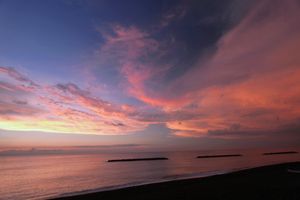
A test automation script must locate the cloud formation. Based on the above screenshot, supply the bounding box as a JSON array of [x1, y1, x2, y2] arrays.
[[92, 0, 300, 138], [1, 0, 300, 141], [161, 0, 300, 137], [0, 67, 147, 135]]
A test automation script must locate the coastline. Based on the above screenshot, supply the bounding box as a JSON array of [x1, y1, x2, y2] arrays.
[[52, 161, 300, 200]]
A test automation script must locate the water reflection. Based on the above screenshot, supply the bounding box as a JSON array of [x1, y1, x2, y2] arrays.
[[0, 148, 299, 200]]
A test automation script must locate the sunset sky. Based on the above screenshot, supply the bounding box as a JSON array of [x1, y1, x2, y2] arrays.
[[0, 0, 300, 150]]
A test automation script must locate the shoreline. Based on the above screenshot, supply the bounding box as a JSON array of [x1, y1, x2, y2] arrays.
[[53, 169, 235, 199], [52, 161, 300, 200]]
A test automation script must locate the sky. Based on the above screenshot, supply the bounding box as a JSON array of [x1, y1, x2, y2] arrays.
[[0, 0, 300, 151]]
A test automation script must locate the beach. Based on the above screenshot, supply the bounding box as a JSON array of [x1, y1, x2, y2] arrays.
[[1, 149, 299, 199], [53, 162, 300, 200]]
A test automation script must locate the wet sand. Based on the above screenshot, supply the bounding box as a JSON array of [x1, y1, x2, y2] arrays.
[[53, 162, 300, 200]]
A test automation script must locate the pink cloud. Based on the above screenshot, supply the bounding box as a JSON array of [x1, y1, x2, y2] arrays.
[[0, 66, 39, 89], [0, 67, 148, 135], [163, 0, 300, 137], [1, 0, 300, 140], [74, 0, 300, 138], [95, 25, 173, 107], [38, 83, 148, 134]]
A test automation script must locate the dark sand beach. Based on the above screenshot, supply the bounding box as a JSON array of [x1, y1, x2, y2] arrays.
[[53, 162, 300, 200]]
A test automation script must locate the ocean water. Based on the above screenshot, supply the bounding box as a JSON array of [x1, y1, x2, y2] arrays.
[[0, 148, 300, 200]]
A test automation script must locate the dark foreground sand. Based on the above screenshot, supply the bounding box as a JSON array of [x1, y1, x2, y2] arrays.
[[53, 162, 300, 200]]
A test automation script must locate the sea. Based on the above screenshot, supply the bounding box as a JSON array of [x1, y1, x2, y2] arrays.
[[0, 147, 300, 200]]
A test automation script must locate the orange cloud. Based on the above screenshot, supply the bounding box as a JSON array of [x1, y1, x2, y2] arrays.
[[1, 1, 300, 140], [164, 0, 300, 137]]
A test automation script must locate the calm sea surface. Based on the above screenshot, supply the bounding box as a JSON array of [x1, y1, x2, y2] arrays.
[[1, 148, 300, 200]]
